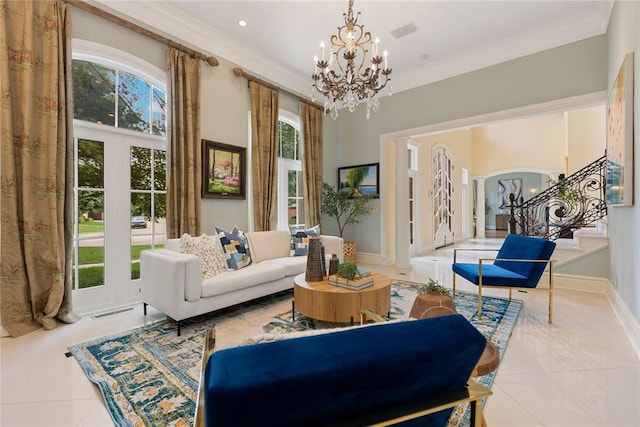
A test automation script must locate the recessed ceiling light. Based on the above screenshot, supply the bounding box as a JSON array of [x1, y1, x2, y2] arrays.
[[420, 53, 429, 60], [238, 20, 247, 27]]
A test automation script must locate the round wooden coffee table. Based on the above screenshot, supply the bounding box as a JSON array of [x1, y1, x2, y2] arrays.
[[293, 273, 391, 323]]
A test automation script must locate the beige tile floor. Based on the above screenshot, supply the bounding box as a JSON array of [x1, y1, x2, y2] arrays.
[[1, 238, 639, 426]]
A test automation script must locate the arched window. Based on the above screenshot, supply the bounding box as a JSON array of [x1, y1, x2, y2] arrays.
[[277, 110, 303, 230], [72, 41, 166, 135], [71, 40, 167, 313]]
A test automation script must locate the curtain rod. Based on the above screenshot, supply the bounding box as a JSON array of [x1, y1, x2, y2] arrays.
[[64, 0, 219, 66], [232, 67, 322, 110]]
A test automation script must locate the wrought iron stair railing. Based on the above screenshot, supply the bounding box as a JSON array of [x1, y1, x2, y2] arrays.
[[507, 155, 607, 240]]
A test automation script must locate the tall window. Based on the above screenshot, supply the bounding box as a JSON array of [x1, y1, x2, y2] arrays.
[[71, 41, 167, 312], [277, 111, 303, 230]]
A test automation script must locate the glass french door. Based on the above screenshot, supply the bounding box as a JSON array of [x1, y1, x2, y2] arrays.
[[433, 146, 454, 249], [72, 122, 166, 314]]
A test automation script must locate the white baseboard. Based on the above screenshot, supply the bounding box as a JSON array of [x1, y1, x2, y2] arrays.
[[607, 282, 640, 361], [356, 251, 387, 265], [546, 272, 609, 293]]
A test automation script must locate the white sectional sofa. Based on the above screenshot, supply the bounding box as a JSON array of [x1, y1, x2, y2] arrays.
[[140, 230, 343, 335]]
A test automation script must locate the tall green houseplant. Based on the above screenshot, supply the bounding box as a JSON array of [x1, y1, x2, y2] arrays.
[[321, 182, 373, 239]]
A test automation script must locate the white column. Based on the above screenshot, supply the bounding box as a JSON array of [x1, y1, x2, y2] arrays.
[[395, 138, 411, 269], [475, 178, 486, 239]]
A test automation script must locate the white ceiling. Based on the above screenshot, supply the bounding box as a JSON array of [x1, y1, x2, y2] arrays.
[[96, 0, 613, 99]]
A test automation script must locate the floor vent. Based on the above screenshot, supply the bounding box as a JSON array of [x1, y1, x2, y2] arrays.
[[91, 307, 134, 320]]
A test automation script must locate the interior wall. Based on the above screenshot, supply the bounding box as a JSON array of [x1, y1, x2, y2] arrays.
[[70, 6, 302, 235], [336, 35, 607, 257], [471, 114, 566, 176], [71, 5, 611, 265], [484, 172, 548, 229], [70, 6, 164, 70], [606, 0, 640, 323], [567, 105, 607, 174]]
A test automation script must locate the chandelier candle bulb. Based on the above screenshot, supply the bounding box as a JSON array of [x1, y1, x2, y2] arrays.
[[320, 41, 325, 61], [384, 50, 388, 69], [374, 37, 379, 56]]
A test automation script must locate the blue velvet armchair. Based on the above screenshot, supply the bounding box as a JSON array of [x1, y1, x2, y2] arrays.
[[452, 235, 556, 322]]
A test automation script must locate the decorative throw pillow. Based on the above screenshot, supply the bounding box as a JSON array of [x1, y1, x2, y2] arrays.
[[179, 233, 228, 279], [289, 224, 320, 256], [215, 226, 252, 270]]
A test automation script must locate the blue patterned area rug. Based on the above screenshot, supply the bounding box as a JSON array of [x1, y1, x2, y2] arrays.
[[69, 280, 521, 427]]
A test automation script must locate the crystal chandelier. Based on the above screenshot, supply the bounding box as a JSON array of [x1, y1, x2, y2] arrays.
[[312, 0, 392, 120]]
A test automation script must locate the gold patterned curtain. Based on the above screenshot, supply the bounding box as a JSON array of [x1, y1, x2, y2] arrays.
[[249, 81, 279, 231], [300, 102, 323, 227], [0, 0, 79, 337], [166, 48, 201, 238]]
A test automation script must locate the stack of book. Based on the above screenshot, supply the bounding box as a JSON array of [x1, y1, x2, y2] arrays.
[[329, 269, 374, 290]]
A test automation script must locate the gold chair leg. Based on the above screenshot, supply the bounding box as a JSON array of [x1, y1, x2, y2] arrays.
[[452, 273, 457, 298], [477, 262, 483, 319], [548, 263, 554, 323], [509, 289, 512, 300]]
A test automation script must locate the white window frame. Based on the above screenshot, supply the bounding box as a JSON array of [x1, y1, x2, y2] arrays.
[[71, 40, 167, 314], [276, 110, 303, 230]]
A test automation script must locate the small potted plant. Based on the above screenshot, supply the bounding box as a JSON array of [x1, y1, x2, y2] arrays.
[[336, 262, 360, 281], [410, 278, 456, 319], [416, 277, 452, 297]]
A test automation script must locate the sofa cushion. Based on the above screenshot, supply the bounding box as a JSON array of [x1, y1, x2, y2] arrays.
[[201, 263, 286, 298], [179, 233, 228, 279], [215, 226, 251, 270], [262, 256, 307, 277], [245, 230, 291, 263], [289, 224, 320, 256]]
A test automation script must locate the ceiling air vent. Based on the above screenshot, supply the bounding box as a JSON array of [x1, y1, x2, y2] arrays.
[[390, 22, 418, 39]]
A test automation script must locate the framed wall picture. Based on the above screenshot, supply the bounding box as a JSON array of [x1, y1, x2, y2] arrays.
[[606, 52, 634, 206], [498, 179, 522, 209], [337, 163, 380, 198], [201, 139, 246, 199]]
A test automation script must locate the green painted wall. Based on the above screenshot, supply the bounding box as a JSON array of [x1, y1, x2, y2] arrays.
[[606, 0, 640, 322], [327, 35, 608, 253]]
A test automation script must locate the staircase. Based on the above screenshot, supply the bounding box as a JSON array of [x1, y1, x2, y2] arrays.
[[552, 219, 609, 265], [506, 155, 608, 241], [504, 155, 609, 274]]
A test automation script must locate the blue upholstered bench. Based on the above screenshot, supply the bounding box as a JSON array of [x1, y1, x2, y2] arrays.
[[202, 314, 489, 427]]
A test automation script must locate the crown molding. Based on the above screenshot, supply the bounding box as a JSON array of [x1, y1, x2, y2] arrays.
[[94, 1, 612, 100], [391, 8, 610, 94], [93, 0, 311, 98]]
